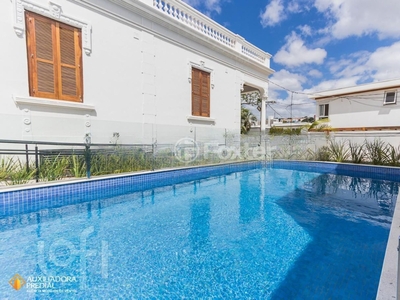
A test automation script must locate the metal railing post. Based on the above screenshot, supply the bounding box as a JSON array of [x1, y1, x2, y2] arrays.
[[34, 145, 39, 183], [84, 134, 92, 179], [151, 141, 156, 171], [25, 144, 30, 173], [85, 145, 91, 179]]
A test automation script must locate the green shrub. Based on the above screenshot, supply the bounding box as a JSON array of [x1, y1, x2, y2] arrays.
[[308, 118, 331, 131], [365, 139, 390, 165], [70, 154, 86, 177], [348, 141, 365, 164], [269, 127, 302, 136], [0, 157, 15, 181], [328, 140, 349, 162], [40, 155, 69, 181], [315, 146, 331, 161], [5, 159, 36, 185], [387, 144, 400, 166]]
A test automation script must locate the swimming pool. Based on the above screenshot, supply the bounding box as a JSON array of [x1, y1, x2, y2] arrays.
[[1, 161, 399, 299]]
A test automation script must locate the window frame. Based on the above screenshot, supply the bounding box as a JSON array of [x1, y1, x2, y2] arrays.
[[25, 11, 83, 102], [319, 103, 329, 118], [191, 67, 211, 118], [383, 91, 397, 105]]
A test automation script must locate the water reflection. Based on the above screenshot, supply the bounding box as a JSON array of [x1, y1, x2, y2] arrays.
[[272, 171, 397, 299], [304, 173, 398, 216]]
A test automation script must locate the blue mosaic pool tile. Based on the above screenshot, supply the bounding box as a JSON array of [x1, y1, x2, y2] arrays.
[[2, 160, 398, 218], [272, 160, 400, 182], [0, 161, 262, 217]]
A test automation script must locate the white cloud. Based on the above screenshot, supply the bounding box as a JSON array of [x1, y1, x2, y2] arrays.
[[306, 77, 361, 94], [205, 0, 223, 14], [367, 42, 400, 81], [288, 1, 301, 13], [182, 0, 200, 7], [269, 69, 307, 92], [182, 0, 224, 15], [314, 0, 400, 39], [328, 51, 370, 78], [268, 69, 316, 117], [308, 69, 323, 78], [274, 32, 327, 67], [326, 42, 400, 82], [298, 25, 312, 36], [260, 0, 285, 27]]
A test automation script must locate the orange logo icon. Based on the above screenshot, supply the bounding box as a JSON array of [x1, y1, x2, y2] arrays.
[[9, 274, 26, 290]]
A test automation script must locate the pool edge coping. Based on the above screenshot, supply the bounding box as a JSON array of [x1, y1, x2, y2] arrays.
[[376, 192, 400, 300], [0, 160, 262, 193]]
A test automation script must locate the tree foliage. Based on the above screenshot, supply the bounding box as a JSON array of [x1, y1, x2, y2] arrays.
[[241, 107, 257, 134]]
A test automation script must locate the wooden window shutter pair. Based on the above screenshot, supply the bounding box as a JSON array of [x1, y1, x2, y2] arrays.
[[25, 11, 83, 102], [191, 68, 210, 117]]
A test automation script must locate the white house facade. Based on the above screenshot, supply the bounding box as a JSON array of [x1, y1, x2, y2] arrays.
[[310, 79, 400, 131], [1, 0, 273, 146]]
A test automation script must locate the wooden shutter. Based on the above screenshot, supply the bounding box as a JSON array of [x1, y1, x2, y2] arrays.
[[200, 71, 210, 117], [59, 23, 82, 101], [25, 11, 83, 102], [191, 68, 210, 117], [26, 11, 57, 99], [192, 69, 201, 116]]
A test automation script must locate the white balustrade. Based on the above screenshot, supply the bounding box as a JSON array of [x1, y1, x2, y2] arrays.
[[151, 0, 270, 67]]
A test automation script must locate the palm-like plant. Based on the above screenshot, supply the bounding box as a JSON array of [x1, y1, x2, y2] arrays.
[[365, 139, 390, 165], [348, 141, 365, 164], [328, 140, 349, 162], [241, 107, 257, 134]]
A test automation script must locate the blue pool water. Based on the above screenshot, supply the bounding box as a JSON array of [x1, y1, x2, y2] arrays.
[[0, 164, 398, 299]]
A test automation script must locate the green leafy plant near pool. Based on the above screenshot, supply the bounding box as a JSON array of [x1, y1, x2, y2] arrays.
[[269, 127, 302, 136], [0, 157, 36, 185], [327, 140, 349, 162], [273, 138, 400, 166], [348, 141, 365, 164], [308, 118, 331, 132], [40, 154, 70, 181], [1, 137, 400, 186]]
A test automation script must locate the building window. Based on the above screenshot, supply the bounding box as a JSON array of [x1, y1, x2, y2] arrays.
[[191, 68, 210, 117], [319, 104, 329, 118], [25, 11, 83, 102], [384, 91, 397, 105]]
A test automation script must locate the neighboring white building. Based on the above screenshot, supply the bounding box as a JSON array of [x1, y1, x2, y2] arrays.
[[310, 79, 400, 131], [1, 0, 273, 145]]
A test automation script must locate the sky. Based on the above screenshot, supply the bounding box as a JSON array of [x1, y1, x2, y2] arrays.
[[182, 0, 400, 119]]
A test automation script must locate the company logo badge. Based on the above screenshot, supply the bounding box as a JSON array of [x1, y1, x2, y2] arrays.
[[9, 274, 26, 290], [174, 138, 199, 163]]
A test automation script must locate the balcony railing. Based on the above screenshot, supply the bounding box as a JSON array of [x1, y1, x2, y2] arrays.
[[151, 0, 270, 68]]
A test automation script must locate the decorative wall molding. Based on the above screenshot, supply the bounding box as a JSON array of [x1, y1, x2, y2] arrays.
[[188, 61, 214, 88], [186, 116, 215, 125], [13, 0, 92, 55], [14, 95, 96, 111]]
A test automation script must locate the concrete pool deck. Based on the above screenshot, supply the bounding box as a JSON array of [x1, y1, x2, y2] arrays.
[[377, 192, 400, 300]]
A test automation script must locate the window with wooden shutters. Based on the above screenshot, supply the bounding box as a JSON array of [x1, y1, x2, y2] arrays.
[[25, 11, 83, 102], [191, 68, 210, 117]]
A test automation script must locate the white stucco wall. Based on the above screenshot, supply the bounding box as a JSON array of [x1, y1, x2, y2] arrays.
[[1, 0, 272, 145], [316, 89, 400, 129]]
